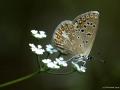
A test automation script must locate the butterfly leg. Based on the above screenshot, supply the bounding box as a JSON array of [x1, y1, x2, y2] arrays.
[[71, 60, 86, 72], [71, 56, 87, 72]]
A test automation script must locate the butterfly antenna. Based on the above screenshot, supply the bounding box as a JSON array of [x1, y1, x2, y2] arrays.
[[92, 52, 105, 63]]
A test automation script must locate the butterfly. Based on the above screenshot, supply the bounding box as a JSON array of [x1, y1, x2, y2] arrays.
[[52, 11, 99, 72]]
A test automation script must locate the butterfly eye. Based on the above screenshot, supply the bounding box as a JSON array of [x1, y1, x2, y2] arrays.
[[77, 36, 80, 38]]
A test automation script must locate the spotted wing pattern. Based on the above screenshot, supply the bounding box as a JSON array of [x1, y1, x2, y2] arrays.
[[52, 11, 99, 56], [73, 11, 99, 56]]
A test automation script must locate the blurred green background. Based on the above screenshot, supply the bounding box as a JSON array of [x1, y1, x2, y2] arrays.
[[0, 0, 120, 90]]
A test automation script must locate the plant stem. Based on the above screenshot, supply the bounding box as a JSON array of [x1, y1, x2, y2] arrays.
[[37, 55, 41, 70], [0, 70, 40, 88]]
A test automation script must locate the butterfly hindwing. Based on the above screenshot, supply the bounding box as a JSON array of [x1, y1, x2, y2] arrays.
[[52, 20, 75, 54]]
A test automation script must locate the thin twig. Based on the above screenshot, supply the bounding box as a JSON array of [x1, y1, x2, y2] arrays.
[[0, 70, 40, 88], [37, 55, 41, 70]]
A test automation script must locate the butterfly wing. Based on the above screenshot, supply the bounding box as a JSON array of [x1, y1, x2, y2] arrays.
[[52, 20, 75, 54], [52, 11, 99, 57], [72, 11, 99, 57]]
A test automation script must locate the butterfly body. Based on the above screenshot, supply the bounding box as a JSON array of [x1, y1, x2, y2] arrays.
[[52, 11, 99, 71]]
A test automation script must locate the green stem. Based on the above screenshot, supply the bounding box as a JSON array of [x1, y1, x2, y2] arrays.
[[0, 70, 40, 88], [37, 55, 45, 71], [37, 55, 41, 70]]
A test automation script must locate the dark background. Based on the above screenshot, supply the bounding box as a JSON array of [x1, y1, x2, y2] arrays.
[[0, 0, 120, 90]]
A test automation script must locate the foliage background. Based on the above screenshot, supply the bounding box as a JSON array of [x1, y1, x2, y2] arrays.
[[0, 0, 120, 90]]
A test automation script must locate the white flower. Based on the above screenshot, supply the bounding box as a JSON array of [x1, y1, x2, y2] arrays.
[[58, 61, 68, 67], [42, 59, 51, 63], [55, 57, 68, 67], [38, 45, 42, 49], [59, 57, 64, 61], [35, 49, 45, 55], [47, 62, 60, 69], [42, 57, 67, 69], [31, 30, 47, 39], [42, 59, 60, 69], [34, 34, 42, 38], [46, 44, 53, 49], [53, 61, 57, 64], [61, 62, 67, 67], [39, 31, 47, 38], [72, 61, 86, 72], [29, 43, 45, 55], [31, 30, 38, 35], [46, 44, 58, 54], [29, 43, 36, 49]]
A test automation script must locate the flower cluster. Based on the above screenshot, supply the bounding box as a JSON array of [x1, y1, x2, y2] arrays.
[[31, 30, 47, 39], [46, 44, 58, 54], [42, 57, 67, 69], [29, 30, 67, 70], [29, 44, 45, 55]]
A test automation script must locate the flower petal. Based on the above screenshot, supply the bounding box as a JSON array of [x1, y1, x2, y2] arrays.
[[31, 30, 38, 35], [42, 59, 51, 63]]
